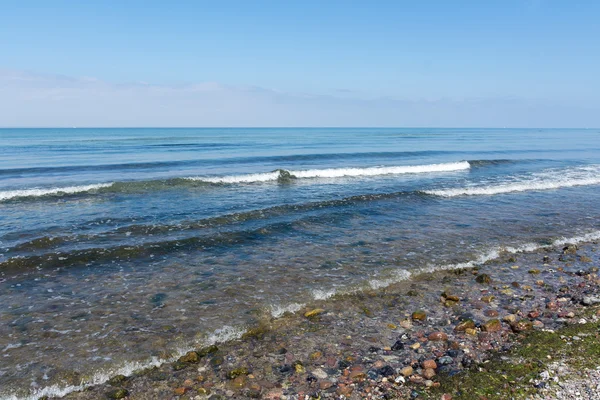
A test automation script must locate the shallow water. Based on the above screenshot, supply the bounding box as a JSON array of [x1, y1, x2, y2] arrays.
[[1, 128, 600, 399]]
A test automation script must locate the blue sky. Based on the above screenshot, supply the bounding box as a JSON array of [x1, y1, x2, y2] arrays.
[[1, 0, 599, 127]]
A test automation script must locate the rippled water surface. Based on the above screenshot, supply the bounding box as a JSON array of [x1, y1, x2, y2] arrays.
[[1, 128, 600, 399]]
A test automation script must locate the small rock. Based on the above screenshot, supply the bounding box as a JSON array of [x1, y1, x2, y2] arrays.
[[422, 359, 437, 369], [319, 381, 334, 390], [412, 311, 427, 321], [400, 366, 414, 376], [481, 319, 502, 332], [511, 320, 533, 332], [582, 296, 600, 306], [422, 368, 436, 379], [312, 368, 328, 380], [106, 389, 129, 399], [227, 367, 249, 379], [391, 340, 405, 351], [400, 319, 413, 329], [563, 244, 578, 254], [304, 308, 325, 318], [455, 320, 475, 332], [481, 295, 495, 303], [438, 356, 453, 365], [179, 351, 200, 363], [108, 375, 127, 386], [476, 274, 491, 284], [173, 387, 188, 396], [484, 309, 499, 317], [465, 328, 478, 336], [503, 314, 517, 323], [428, 331, 448, 341]]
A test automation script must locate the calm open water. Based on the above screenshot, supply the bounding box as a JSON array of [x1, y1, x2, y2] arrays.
[[1, 127, 600, 399]]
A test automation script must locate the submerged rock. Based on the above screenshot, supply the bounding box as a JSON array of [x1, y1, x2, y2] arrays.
[[106, 389, 129, 399], [411, 310, 427, 321], [481, 319, 502, 332], [455, 320, 475, 332], [304, 308, 325, 318], [476, 274, 491, 284], [428, 331, 448, 341], [179, 351, 200, 363]]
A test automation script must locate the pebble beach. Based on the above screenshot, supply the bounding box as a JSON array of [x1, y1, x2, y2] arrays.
[[51, 239, 600, 400]]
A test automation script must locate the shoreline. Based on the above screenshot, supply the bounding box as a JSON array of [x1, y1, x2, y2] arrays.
[[34, 237, 600, 400]]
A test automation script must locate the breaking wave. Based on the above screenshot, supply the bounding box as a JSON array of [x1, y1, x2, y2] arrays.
[[190, 161, 471, 184], [425, 165, 600, 197]]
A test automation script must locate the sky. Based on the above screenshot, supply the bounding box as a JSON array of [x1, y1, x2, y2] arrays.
[[1, 0, 599, 127]]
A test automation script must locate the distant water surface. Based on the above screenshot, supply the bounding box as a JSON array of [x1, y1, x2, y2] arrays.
[[1, 128, 600, 399]]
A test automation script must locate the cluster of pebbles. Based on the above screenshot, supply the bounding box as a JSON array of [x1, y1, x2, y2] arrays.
[[57, 241, 600, 400]]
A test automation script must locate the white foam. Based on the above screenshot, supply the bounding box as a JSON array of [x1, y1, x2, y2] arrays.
[[369, 270, 413, 289], [270, 302, 304, 318], [1, 325, 246, 400], [193, 171, 281, 184], [0, 183, 114, 202], [189, 161, 470, 184], [425, 165, 600, 197], [311, 288, 338, 300]]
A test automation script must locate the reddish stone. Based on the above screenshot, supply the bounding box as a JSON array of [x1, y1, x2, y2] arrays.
[[422, 359, 437, 369], [173, 387, 188, 395], [428, 331, 448, 341], [319, 381, 334, 390]]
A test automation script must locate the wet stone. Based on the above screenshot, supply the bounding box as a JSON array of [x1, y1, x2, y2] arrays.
[[412, 310, 427, 321], [476, 274, 492, 284], [106, 389, 129, 399], [428, 331, 448, 341], [455, 320, 475, 332], [511, 320, 533, 332], [179, 351, 200, 363], [391, 340, 405, 351], [108, 374, 127, 386], [481, 319, 502, 332]]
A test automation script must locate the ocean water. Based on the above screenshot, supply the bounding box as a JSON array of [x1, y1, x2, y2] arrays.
[[1, 127, 600, 399]]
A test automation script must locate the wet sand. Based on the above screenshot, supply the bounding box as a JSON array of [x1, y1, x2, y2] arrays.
[[52, 239, 600, 400]]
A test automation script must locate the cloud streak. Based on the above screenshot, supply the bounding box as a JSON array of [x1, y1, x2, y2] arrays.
[[0, 69, 597, 128]]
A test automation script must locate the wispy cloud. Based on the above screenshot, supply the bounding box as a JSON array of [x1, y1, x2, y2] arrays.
[[0, 69, 597, 127]]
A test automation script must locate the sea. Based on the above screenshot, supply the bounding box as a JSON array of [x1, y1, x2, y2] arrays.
[[1, 127, 599, 399]]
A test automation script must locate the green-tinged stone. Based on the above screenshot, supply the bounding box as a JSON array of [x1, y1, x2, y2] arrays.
[[444, 300, 458, 307], [179, 351, 200, 363], [198, 344, 218, 356], [172, 361, 187, 371], [293, 361, 305, 373], [210, 355, 224, 367], [108, 374, 127, 386], [476, 274, 492, 284], [412, 310, 427, 321], [304, 308, 325, 318], [481, 295, 495, 303], [242, 325, 269, 340], [106, 389, 129, 399], [455, 320, 476, 332], [481, 319, 502, 332], [528, 269, 541, 274], [511, 320, 533, 332], [227, 367, 249, 379]]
